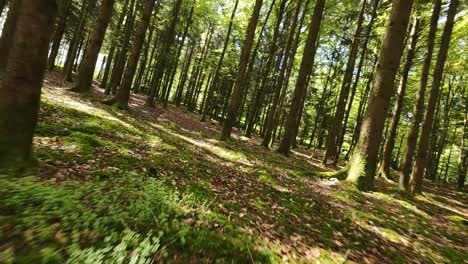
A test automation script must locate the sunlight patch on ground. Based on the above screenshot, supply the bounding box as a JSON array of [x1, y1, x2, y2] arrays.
[[42, 87, 138, 133], [150, 123, 254, 167]]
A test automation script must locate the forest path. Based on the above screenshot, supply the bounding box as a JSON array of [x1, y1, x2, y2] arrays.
[[1, 72, 466, 263]]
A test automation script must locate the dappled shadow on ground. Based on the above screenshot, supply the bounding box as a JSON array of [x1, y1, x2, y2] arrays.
[[3, 72, 466, 263]]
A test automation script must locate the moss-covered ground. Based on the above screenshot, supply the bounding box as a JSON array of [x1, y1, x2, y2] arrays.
[[1, 72, 467, 263]]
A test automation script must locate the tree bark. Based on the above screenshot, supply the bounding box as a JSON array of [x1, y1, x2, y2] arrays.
[[201, 0, 239, 121], [378, 18, 420, 180], [112, 0, 157, 108], [277, 0, 326, 155], [48, 0, 71, 70], [0, 0, 21, 71], [0, 0, 57, 170], [400, 0, 442, 189], [221, 0, 263, 140], [410, 0, 459, 195], [323, 0, 366, 165], [72, 0, 115, 93], [346, 0, 413, 191]]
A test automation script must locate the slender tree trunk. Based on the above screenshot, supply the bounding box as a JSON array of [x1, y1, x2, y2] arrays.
[[409, 0, 459, 195], [112, 0, 157, 108], [221, 0, 263, 140], [0, 0, 7, 15], [72, 0, 115, 93], [145, 0, 182, 106], [0, 0, 21, 71], [458, 106, 467, 189], [400, 0, 441, 189], [201, 0, 239, 121], [277, 0, 325, 155], [323, 0, 366, 165], [0, 0, 57, 170], [378, 18, 420, 180], [261, 0, 295, 147], [346, 0, 413, 191], [48, 0, 71, 70], [106, 0, 136, 95]]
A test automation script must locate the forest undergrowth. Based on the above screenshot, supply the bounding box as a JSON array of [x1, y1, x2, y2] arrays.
[[1, 72, 467, 263]]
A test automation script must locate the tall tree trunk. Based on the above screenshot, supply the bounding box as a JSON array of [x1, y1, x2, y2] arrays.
[[0, 0, 7, 15], [323, 0, 366, 165], [410, 0, 459, 195], [72, 0, 115, 93], [145, 0, 182, 106], [112, 0, 157, 108], [0, 0, 57, 170], [221, 0, 263, 140], [378, 18, 420, 180], [201, 0, 239, 121], [48, 0, 71, 70], [346, 0, 413, 191], [400, 0, 441, 189], [458, 105, 467, 189], [106, 0, 136, 95], [277, 0, 326, 155], [261, 0, 295, 148], [0, 0, 21, 71]]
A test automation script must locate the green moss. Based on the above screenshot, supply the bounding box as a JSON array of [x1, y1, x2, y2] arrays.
[[440, 246, 468, 263]]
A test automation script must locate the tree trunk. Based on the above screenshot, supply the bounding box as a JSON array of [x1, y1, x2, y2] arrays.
[[323, 0, 366, 165], [409, 0, 459, 195], [201, 0, 239, 121], [105, 0, 136, 95], [72, 0, 115, 93], [145, 0, 182, 106], [0, 0, 57, 170], [0, 0, 21, 71], [458, 108, 467, 189], [400, 0, 441, 189], [277, 0, 325, 155], [48, 0, 71, 70], [346, 0, 413, 191], [378, 18, 420, 180], [261, 0, 296, 148], [221, 0, 263, 140], [112, 0, 157, 108]]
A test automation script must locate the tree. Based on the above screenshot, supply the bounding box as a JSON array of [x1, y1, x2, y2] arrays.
[[410, 0, 459, 195], [400, 0, 442, 190], [346, 0, 414, 191], [71, 0, 115, 93], [0, 0, 21, 71], [322, 0, 366, 166], [0, 0, 57, 170], [200, 0, 239, 121], [378, 18, 420, 180], [277, 0, 326, 155], [111, 0, 158, 108], [221, 0, 263, 140]]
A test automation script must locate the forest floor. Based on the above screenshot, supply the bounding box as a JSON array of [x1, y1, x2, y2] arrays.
[[1, 71, 467, 263]]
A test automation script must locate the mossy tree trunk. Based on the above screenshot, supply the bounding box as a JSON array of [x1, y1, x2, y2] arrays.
[[409, 0, 459, 195], [277, 0, 326, 155], [346, 0, 413, 191], [0, 0, 57, 171], [71, 0, 115, 93]]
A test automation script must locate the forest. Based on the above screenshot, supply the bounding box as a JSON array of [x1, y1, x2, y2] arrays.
[[0, 0, 467, 262]]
